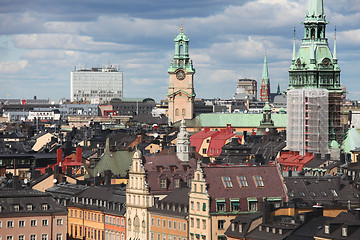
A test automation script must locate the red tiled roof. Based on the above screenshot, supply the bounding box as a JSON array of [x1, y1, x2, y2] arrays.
[[190, 128, 219, 152], [277, 151, 314, 171], [207, 129, 237, 157]]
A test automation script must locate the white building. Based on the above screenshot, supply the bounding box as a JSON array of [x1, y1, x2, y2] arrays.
[[71, 66, 123, 104]]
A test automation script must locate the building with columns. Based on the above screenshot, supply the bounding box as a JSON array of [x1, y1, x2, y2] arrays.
[[167, 27, 196, 123], [126, 150, 152, 240]]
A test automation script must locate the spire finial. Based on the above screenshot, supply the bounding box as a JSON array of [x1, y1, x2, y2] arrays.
[[293, 25, 296, 40], [335, 25, 337, 40], [333, 25, 337, 61], [180, 18, 183, 32]]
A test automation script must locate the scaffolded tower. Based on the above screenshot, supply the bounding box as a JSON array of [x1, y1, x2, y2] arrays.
[[287, 89, 329, 155]]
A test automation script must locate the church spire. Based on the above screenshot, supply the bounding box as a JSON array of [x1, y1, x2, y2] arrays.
[[260, 53, 270, 102], [306, 0, 325, 21], [333, 26, 338, 62], [292, 27, 296, 63], [262, 53, 269, 82]]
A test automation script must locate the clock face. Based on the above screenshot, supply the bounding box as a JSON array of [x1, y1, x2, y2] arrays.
[[176, 69, 186, 80], [322, 58, 330, 68]]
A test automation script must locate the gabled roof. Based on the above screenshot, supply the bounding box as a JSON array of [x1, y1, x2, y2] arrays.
[[190, 128, 219, 152], [341, 128, 360, 153]]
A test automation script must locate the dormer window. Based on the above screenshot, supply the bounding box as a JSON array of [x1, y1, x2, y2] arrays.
[[272, 228, 276, 234], [174, 178, 180, 188], [222, 176, 233, 188], [42, 204, 48, 211], [27, 204, 33, 211], [279, 229, 283, 235], [239, 223, 243, 233], [330, 189, 338, 197], [253, 176, 264, 187], [160, 179, 167, 189], [325, 225, 330, 234], [342, 227, 347, 237], [14, 204, 20, 211], [259, 226, 262, 231]]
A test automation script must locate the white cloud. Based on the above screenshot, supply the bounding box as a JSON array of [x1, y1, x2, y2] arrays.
[[0, 60, 27, 73]]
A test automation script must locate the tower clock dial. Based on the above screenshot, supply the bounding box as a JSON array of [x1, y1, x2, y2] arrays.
[[176, 69, 186, 80], [322, 58, 330, 68]]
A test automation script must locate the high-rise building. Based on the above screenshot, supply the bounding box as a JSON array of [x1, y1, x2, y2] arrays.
[[260, 55, 270, 102], [71, 66, 123, 104], [288, 0, 342, 141], [167, 27, 195, 123]]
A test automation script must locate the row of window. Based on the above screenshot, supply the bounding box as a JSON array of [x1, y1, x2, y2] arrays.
[[190, 201, 206, 212], [222, 176, 264, 189], [70, 209, 103, 222], [70, 224, 103, 240], [104, 231, 125, 240], [150, 233, 187, 240], [216, 199, 257, 212], [2, 234, 62, 240], [151, 218, 187, 231], [0, 203, 48, 212], [105, 215, 125, 226], [0, 219, 63, 228], [190, 218, 207, 230], [288, 189, 339, 198]]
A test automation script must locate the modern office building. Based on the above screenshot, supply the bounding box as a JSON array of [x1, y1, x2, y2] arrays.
[[71, 66, 123, 104]]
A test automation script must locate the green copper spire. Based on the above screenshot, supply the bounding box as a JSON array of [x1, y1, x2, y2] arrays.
[[277, 82, 281, 95], [262, 54, 269, 84], [306, 0, 325, 21], [333, 26, 337, 61]]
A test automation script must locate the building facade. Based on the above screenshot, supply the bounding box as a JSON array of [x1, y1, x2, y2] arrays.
[[233, 79, 257, 101], [167, 27, 196, 123], [71, 66, 123, 104], [126, 150, 152, 240]]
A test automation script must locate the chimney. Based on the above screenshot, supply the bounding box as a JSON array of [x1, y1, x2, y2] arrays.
[[104, 170, 112, 185], [76, 147, 83, 163], [262, 200, 272, 224], [314, 153, 321, 161], [57, 148, 63, 165], [354, 208, 360, 220], [324, 154, 330, 161], [312, 204, 324, 217], [12, 176, 22, 189]]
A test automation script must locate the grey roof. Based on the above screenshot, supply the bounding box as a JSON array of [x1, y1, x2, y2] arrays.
[[0, 188, 67, 217]]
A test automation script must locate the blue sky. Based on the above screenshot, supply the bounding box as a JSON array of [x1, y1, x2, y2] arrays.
[[0, 0, 360, 101]]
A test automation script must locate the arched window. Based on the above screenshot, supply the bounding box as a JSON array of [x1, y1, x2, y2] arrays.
[[179, 45, 183, 55], [175, 108, 179, 116], [134, 216, 140, 233]]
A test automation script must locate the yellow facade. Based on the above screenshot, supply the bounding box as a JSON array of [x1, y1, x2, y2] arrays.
[[150, 213, 187, 240], [68, 206, 104, 240]]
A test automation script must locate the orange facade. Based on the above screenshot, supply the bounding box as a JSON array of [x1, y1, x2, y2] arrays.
[[150, 213, 187, 240], [104, 214, 126, 240], [68, 206, 104, 240]]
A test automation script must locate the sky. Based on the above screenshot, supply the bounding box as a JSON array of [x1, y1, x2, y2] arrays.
[[0, 0, 360, 101]]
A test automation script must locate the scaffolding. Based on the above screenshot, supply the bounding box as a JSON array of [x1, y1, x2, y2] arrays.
[[287, 89, 329, 155]]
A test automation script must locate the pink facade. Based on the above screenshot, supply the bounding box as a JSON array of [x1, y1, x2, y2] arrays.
[[0, 214, 67, 240]]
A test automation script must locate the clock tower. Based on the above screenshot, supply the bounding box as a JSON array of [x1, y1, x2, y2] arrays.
[[167, 26, 195, 124]]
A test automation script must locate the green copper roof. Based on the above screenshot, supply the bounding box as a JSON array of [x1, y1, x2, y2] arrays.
[[330, 140, 340, 149], [263, 102, 272, 112], [341, 128, 360, 153], [185, 113, 287, 128], [306, 0, 325, 22], [262, 55, 269, 84]]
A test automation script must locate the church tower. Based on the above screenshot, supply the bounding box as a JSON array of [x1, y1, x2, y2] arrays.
[[260, 55, 271, 102], [167, 26, 195, 124], [176, 118, 190, 161], [288, 0, 342, 140], [126, 150, 152, 240]]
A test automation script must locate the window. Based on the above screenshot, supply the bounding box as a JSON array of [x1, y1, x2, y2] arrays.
[[42, 219, 48, 226], [157, 218, 160, 227], [173, 221, 176, 229], [202, 148, 207, 154], [196, 219, 200, 228], [57, 219, 63, 226], [216, 200, 226, 212], [182, 222, 185, 231], [299, 192, 306, 197], [163, 219, 166, 228], [191, 201, 194, 210], [174, 178, 180, 188], [41, 234, 47, 240], [238, 176, 248, 187], [249, 201, 257, 212], [191, 218, 194, 227], [218, 220, 225, 229], [56, 234, 62, 240], [7, 237, 13, 240], [321, 192, 327, 197], [202, 220, 206, 229], [160, 179, 167, 189], [121, 218, 124, 226], [30, 235, 36, 240], [330, 189, 338, 197], [253, 176, 264, 187], [202, 203, 206, 211], [230, 200, 240, 212], [7, 221, 14, 228], [27, 204, 33, 211], [14, 205, 20, 211], [197, 202, 200, 211], [18, 235, 24, 240], [31, 220, 37, 227], [310, 192, 316, 197], [222, 176, 233, 188], [342, 227, 347, 237], [151, 218, 154, 226], [42, 204, 48, 211], [325, 225, 330, 234], [19, 220, 25, 227]]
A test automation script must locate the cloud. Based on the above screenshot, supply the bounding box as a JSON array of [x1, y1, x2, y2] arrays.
[[0, 60, 27, 73]]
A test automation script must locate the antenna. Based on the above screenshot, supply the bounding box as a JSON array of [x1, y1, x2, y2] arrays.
[[334, 25, 337, 39], [294, 25, 296, 40]]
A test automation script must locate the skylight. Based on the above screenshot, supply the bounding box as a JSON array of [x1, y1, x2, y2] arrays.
[[222, 176, 233, 188]]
